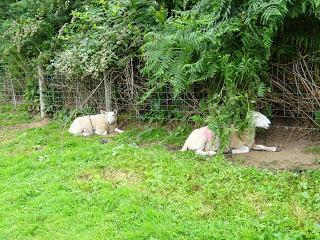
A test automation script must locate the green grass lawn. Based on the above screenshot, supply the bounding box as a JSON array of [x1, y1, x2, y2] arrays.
[[0, 108, 319, 239], [0, 104, 35, 126]]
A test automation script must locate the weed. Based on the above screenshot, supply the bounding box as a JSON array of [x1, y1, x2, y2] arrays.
[[305, 146, 320, 154]]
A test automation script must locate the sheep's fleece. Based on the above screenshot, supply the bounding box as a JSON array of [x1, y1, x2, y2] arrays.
[[68, 110, 123, 136], [181, 126, 218, 156], [181, 111, 278, 156]]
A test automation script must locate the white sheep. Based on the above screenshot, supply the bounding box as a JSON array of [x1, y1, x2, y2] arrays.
[[68, 110, 123, 136], [181, 126, 217, 156], [181, 111, 278, 156]]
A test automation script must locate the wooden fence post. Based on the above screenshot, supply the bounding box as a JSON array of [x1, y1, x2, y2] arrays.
[[9, 77, 17, 108], [37, 64, 46, 119], [6, 70, 17, 107], [103, 71, 112, 111]]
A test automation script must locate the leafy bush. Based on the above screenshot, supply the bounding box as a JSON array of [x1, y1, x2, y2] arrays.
[[142, 0, 320, 145], [52, 0, 162, 80], [2, 0, 320, 146]]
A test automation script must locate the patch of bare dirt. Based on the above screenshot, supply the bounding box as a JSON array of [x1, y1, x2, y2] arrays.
[[102, 168, 140, 185], [0, 118, 50, 142], [230, 126, 320, 170], [0, 118, 50, 131], [78, 172, 93, 182], [167, 145, 181, 151]]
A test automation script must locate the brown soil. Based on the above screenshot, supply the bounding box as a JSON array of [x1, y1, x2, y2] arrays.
[[0, 118, 50, 142], [0, 118, 50, 131], [230, 126, 320, 171], [102, 167, 141, 185]]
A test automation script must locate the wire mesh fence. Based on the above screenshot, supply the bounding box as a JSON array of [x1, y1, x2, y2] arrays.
[[259, 54, 320, 128], [0, 70, 207, 122], [43, 75, 208, 121], [1, 56, 320, 128], [0, 71, 26, 107]]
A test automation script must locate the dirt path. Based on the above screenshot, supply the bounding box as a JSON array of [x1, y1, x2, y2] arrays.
[[231, 127, 320, 170], [233, 148, 319, 170], [0, 118, 50, 131], [0, 118, 50, 143]]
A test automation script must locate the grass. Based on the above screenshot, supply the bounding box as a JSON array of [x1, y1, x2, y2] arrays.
[[305, 146, 320, 155], [0, 104, 35, 126], [0, 106, 320, 239]]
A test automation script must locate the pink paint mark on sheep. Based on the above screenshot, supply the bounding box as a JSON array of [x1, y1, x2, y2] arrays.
[[202, 126, 213, 141]]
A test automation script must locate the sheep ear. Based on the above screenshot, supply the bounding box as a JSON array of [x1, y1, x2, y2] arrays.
[[113, 109, 117, 115], [100, 110, 107, 114]]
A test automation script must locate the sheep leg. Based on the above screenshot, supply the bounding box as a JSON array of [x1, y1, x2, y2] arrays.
[[95, 129, 108, 136], [208, 151, 217, 156], [231, 146, 250, 154], [180, 145, 188, 151], [195, 149, 208, 156], [115, 128, 124, 133], [252, 144, 278, 152], [82, 129, 91, 137], [195, 149, 216, 156]]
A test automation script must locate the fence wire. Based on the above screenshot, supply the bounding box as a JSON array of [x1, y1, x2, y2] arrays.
[[1, 59, 320, 128], [258, 55, 320, 128]]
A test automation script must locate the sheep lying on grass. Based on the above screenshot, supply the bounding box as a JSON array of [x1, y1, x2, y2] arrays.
[[181, 111, 278, 156], [181, 126, 217, 156], [68, 110, 123, 136]]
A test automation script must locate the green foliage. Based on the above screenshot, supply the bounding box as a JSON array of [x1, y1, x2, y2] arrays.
[[2, 0, 320, 148], [0, 104, 33, 126], [0, 0, 80, 114], [0, 1, 78, 93], [52, 0, 161, 80], [23, 78, 40, 114], [43, 85, 65, 116], [0, 0, 77, 64], [142, 0, 320, 147], [314, 110, 320, 125]]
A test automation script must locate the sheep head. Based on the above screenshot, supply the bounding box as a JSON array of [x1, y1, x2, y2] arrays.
[[101, 109, 118, 125], [253, 111, 271, 129]]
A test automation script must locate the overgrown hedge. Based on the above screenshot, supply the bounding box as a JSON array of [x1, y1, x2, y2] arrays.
[[1, 0, 320, 144]]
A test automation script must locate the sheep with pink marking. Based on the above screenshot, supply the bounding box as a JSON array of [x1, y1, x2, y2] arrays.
[[181, 126, 217, 156], [181, 111, 278, 156]]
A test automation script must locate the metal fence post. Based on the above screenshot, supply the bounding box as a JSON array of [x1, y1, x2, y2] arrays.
[[37, 64, 46, 119], [104, 71, 112, 111]]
